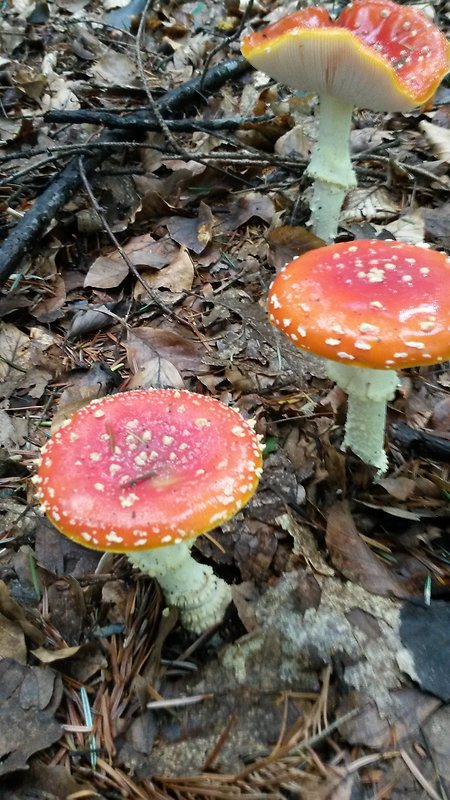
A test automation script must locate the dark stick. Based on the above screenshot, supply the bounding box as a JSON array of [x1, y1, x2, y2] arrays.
[[390, 422, 450, 462], [0, 57, 251, 288], [44, 110, 269, 132], [45, 56, 250, 129]]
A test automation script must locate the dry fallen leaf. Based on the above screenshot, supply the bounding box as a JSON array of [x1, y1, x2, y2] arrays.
[[276, 511, 334, 577], [326, 502, 409, 599], [31, 645, 81, 663], [419, 119, 450, 161], [165, 202, 215, 254], [125, 328, 197, 389], [0, 611, 26, 662], [88, 51, 138, 86], [341, 187, 400, 224], [135, 246, 194, 295], [267, 225, 324, 271], [0, 660, 62, 777], [0, 322, 53, 399]]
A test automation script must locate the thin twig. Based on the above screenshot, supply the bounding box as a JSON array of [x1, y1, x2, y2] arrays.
[[400, 748, 444, 800]]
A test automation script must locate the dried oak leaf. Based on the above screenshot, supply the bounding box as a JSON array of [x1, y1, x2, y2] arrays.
[[0, 659, 62, 776]]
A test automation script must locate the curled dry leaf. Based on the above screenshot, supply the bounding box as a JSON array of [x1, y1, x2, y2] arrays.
[[378, 477, 417, 502], [267, 225, 324, 271], [125, 327, 203, 390], [0, 580, 45, 645], [218, 192, 276, 231], [51, 363, 121, 429], [31, 645, 81, 663], [340, 187, 400, 224], [0, 322, 53, 399], [373, 208, 426, 244], [0, 610, 26, 662]]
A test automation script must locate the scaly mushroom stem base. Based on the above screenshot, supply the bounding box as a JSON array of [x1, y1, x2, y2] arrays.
[[128, 542, 232, 634], [307, 94, 357, 243], [325, 361, 399, 474]]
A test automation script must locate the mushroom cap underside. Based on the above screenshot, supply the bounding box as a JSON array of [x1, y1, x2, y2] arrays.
[[242, 1, 450, 111]]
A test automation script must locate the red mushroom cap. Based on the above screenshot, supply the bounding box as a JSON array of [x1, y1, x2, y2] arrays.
[[35, 389, 263, 552], [241, 0, 450, 111], [267, 239, 450, 370]]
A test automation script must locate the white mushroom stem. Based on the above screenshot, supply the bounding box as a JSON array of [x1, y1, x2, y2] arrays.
[[307, 94, 357, 243], [127, 542, 232, 635], [325, 361, 399, 474]]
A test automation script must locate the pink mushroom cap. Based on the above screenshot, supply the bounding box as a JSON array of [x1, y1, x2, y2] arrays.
[[35, 389, 263, 552]]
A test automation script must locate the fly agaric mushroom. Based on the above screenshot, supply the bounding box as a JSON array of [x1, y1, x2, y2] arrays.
[[34, 389, 263, 634], [241, 1, 450, 242], [268, 239, 450, 473]]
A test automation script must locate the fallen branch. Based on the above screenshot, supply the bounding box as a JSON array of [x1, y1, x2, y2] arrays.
[[0, 57, 250, 288], [44, 110, 270, 132], [390, 422, 450, 462]]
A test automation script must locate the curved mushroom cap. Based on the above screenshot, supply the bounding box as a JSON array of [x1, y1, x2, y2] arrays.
[[241, 0, 450, 111], [35, 389, 263, 552], [267, 239, 450, 371]]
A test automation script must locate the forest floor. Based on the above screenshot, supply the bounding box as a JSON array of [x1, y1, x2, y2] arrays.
[[0, 0, 450, 797]]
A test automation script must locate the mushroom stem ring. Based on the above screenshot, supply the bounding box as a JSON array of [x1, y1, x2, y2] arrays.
[[129, 542, 232, 633]]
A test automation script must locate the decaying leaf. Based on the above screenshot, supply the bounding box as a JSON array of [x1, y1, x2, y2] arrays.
[[419, 119, 450, 161], [135, 246, 194, 296], [88, 51, 138, 86], [218, 192, 276, 231], [0, 611, 27, 663], [32, 645, 81, 663], [341, 187, 400, 224], [267, 225, 324, 271], [0, 659, 62, 776], [0, 322, 54, 399], [0, 580, 44, 645], [276, 511, 334, 576], [326, 502, 409, 599], [165, 202, 215, 254], [126, 328, 192, 389]]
